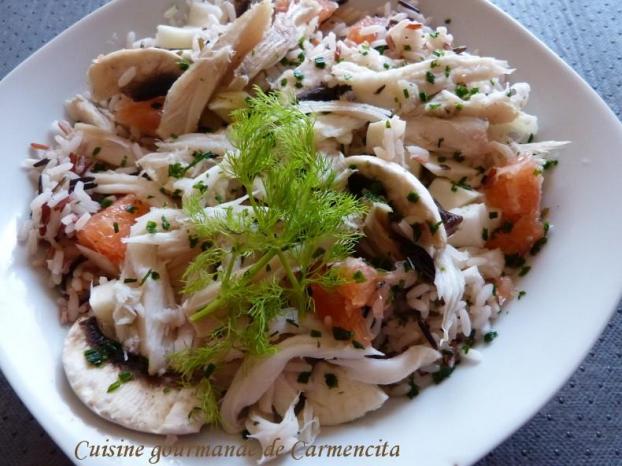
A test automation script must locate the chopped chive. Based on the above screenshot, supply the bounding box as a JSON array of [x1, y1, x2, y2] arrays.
[[107, 380, 122, 393], [432, 364, 453, 384], [407, 380, 420, 399], [139, 269, 153, 286], [84, 348, 107, 367], [118, 371, 133, 383], [332, 326, 353, 341], [352, 340, 365, 349], [407, 191, 420, 203], [324, 373, 338, 388], [297, 371, 311, 384], [314, 56, 326, 69], [112, 222, 119, 233], [543, 159, 559, 170], [352, 270, 366, 283], [203, 363, 216, 378], [429, 220, 443, 234]]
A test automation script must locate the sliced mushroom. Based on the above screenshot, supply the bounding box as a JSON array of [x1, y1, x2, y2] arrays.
[[63, 318, 204, 434], [88, 48, 184, 102], [157, 0, 273, 138], [344, 155, 447, 247]]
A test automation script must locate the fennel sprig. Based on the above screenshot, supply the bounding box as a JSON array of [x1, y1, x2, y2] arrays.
[[171, 90, 366, 389]]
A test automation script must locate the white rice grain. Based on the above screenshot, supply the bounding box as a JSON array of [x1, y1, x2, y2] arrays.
[[48, 248, 64, 277], [117, 66, 137, 88], [46, 162, 74, 179], [75, 212, 92, 231], [61, 213, 77, 226]]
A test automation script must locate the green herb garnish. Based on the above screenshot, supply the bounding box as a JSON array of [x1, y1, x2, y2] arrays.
[[107, 371, 133, 393], [314, 56, 326, 69], [332, 326, 353, 341], [543, 159, 559, 170], [352, 270, 366, 283], [178, 57, 192, 71], [432, 364, 453, 384], [455, 84, 479, 100], [84, 348, 107, 366], [324, 373, 338, 388], [169, 90, 366, 411], [297, 371, 311, 384], [407, 191, 420, 203]]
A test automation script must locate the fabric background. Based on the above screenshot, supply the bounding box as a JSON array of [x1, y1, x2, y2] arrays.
[[0, 1, 620, 465]]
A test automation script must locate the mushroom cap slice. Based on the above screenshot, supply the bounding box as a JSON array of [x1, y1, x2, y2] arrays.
[[344, 155, 447, 247], [88, 48, 184, 102], [63, 318, 204, 435]]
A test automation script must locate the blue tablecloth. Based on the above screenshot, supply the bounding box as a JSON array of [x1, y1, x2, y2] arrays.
[[0, 1, 620, 464]]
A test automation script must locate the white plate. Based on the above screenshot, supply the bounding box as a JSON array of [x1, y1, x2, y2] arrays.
[[1, 0, 621, 465]]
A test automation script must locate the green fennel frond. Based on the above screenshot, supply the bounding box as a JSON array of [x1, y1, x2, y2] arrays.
[[173, 89, 367, 412]]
